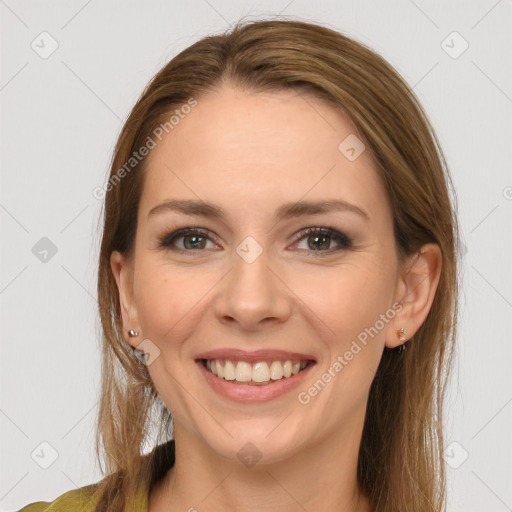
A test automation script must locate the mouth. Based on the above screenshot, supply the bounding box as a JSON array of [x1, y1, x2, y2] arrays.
[[194, 349, 317, 402], [198, 358, 315, 386]]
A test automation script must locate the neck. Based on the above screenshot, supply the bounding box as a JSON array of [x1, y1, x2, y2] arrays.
[[149, 423, 371, 512]]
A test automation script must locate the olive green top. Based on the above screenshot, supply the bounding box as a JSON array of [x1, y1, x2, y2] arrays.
[[17, 481, 147, 512], [17, 440, 175, 512]]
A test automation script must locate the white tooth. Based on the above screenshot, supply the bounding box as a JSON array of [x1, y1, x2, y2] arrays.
[[223, 360, 236, 380], [209, 358, 305, 380], [270, 361, 284, 380], [235, 361, 252, 382], [252, 362, 270, 383]]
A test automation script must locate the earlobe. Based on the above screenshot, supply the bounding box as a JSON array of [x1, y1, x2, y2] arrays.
[[110, 251, 140, 347], [386, 243, 442, 349]]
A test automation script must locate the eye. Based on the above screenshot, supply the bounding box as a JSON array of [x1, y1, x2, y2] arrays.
[[292, 227, 353, 254], [157, 226, 353, 255], [158, 228, 219, 252]]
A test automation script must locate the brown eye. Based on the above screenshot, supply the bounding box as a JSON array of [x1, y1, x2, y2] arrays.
[[294, 227, 352, 253], [158, 226, 352, 256], [182, 234, 207, 250], [158, 228, 218, 251]]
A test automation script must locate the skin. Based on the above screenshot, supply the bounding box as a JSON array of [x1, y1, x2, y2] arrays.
[[111, 85, 442, 511]]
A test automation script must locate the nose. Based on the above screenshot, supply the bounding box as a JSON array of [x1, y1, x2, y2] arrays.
[[215, 242, 292, 332]]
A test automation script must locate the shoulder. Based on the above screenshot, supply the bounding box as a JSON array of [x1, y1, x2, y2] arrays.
[[17, 440, 175, 512], [17, 483, 100, 512]]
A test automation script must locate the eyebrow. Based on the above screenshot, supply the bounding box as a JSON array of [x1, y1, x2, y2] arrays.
[[148, 198, 370, 223]]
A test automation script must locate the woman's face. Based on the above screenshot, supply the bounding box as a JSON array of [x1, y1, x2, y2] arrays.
[[113, 85, 407, 463]]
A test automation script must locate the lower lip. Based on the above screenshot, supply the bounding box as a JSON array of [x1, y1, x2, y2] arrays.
[[196, 360, 315, 403]]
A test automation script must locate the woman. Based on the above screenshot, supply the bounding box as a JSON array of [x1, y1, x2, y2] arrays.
[[19, 18, 459, 512]]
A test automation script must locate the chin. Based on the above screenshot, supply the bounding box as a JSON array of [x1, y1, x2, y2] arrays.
[[199, 422, 308, 467]]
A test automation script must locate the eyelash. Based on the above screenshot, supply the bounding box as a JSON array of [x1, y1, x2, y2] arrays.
[[157, 226, 353, 256]]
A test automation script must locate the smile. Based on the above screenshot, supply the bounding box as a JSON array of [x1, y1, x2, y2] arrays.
[[202, 359, 311, 385], [195, 352, 316, 402]]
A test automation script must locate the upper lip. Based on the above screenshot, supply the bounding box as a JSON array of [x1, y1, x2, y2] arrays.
[[195, 349, 316, 363]]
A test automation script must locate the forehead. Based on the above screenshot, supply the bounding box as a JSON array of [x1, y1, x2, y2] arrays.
[[139, 86, 391, 227]]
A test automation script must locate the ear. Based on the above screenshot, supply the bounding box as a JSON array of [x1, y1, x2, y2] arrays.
[[385, 243, 442, 349], [110, 250, 140, 349]]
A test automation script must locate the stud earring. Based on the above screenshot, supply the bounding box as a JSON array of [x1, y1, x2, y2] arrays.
[[127, 330, 146, 366], [396, 327, 407, 354]]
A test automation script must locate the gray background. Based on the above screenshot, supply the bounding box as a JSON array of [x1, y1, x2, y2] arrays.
[[1, 1, 511, 511]]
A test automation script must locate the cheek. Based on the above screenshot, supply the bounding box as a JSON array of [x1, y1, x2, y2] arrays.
[[284, 259, 396, 432], [288, 258, 396, 403], [290, 258, 396, 343], [133, 260, 213, 346]]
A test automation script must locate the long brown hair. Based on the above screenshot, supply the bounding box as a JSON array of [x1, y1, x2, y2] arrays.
[[93, 18, 459, 511]]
